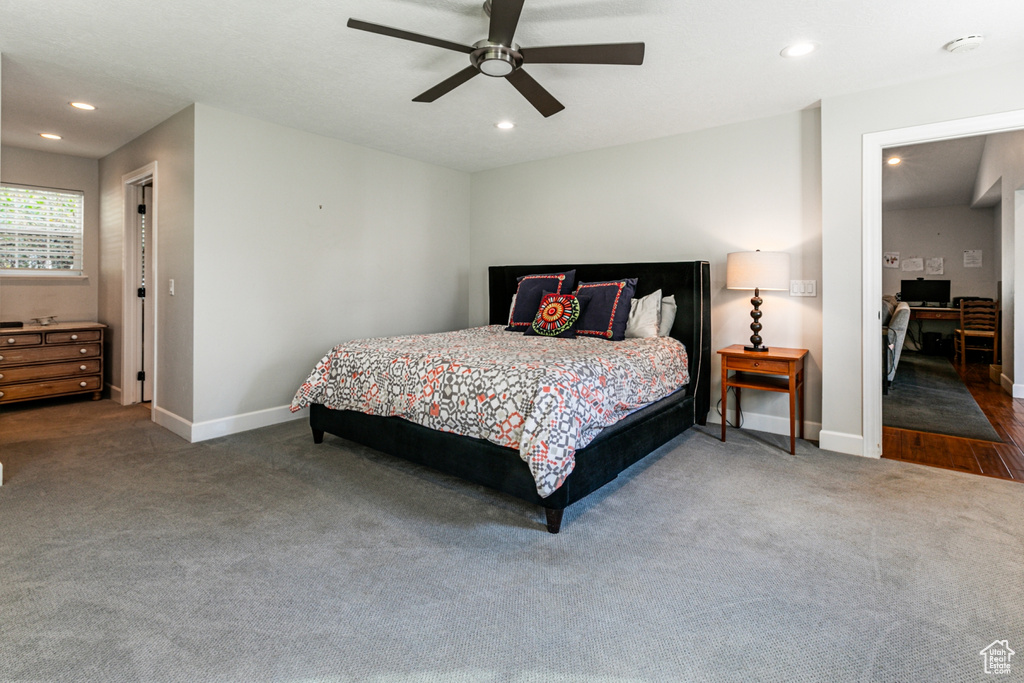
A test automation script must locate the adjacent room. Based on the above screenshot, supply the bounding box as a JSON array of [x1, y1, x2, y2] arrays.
[[2, 1, 1023, 680]]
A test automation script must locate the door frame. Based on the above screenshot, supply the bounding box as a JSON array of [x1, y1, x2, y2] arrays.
[[861, 110, 1024, 458], [120, 162, 158, 409]]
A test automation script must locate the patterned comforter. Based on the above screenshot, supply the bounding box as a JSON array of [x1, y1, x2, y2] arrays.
[[290, 325, 689, 498]]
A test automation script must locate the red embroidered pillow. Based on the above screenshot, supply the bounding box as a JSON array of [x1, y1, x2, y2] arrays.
[[525, 293, 581, 338], [574, 278, 637, 341]]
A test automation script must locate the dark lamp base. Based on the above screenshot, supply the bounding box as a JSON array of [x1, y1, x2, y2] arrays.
[[744, 345, 770, 352]]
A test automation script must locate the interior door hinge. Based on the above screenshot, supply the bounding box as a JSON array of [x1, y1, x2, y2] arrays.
[[137, 371, 146, 381], [137, 287, 146, 298], [138, 204, 147, 215]]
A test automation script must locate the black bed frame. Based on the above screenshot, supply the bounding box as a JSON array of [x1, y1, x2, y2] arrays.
[[309, 261, 711, 532]]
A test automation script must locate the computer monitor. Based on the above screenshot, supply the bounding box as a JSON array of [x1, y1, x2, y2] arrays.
[[900, 279, 950, 306]]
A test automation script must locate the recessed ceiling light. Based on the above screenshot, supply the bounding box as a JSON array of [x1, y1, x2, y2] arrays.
[[39, 133, 62, 140], [495, 121, 515, 130], [69, 102, 96, 110], [887, 156, 902, 166], [780, 42, 818, 58]]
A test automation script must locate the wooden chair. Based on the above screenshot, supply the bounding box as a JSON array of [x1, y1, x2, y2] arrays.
[[954, 300, 999, 374]]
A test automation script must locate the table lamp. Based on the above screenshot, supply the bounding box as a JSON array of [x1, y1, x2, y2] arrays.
[[726, 250, 790, 352]]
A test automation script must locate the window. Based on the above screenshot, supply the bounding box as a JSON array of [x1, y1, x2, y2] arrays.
[[0, 184, 85, 276]]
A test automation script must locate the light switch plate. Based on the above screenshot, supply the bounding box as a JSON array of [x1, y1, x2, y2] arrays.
[[790, 280, 817, 297]]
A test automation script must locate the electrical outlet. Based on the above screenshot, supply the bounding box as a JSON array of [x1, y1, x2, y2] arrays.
[[169, 278, 175, 296], [790, 280, 817, 297]]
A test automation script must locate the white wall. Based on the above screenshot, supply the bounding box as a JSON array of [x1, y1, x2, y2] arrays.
[[820, 61, 1024, 455], [98, 106, 195, 422], [471, 110, 824, 436], [190, 105, 471, 434], [0, 146, 100, 322], [882, 205, 998, 299], [974, 129, 1024, 393]]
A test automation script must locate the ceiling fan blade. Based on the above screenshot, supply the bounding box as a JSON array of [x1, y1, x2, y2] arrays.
[[488, 0, 525, 46], [521, 42, 646, 65], [505, 69, 565, 118], [347, 18, 474, 54], [413, 66, 481, 103]]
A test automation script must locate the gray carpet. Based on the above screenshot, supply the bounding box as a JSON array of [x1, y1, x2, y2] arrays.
[[884, 353, 1001, 442], [1, 399, 1022, 682]]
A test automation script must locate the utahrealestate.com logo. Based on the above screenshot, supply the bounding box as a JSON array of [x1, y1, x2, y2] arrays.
[[980, 640, 1015, 675]]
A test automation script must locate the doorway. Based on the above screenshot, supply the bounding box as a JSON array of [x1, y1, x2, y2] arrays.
[[862, 110, 1024, 459], [121, 163, 158, 409]]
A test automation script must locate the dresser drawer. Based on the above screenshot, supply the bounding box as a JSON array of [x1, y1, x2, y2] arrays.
[[45, 329, 102, 344], [1, 333, 42, 347], [0, 359, 101, 385], [0, 342, 101, 366], [0, 375, 101, 403], [726, 357, 791, 374]]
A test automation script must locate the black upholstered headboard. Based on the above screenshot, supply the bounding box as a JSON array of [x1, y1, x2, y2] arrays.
[[487, 261, 712, 423]]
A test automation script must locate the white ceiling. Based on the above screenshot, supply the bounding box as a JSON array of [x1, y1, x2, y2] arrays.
[[882, 136, 989, 211], [2, 0, 1024, 172]]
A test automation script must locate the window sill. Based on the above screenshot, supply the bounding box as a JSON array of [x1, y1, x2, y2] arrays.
[[0, 274, 89, 282]]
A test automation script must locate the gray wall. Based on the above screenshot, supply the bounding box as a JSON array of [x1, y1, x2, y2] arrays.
[[882, 204, 998, 300], [471, 110, 824, 436], [98, 105, 196, 423], [190, 104, 471, 430], [0, 146, 100, 322]]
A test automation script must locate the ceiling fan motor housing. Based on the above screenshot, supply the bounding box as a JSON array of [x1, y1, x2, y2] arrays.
[[471, 40, 523, 76]]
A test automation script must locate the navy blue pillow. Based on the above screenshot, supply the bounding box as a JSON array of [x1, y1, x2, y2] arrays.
[[506, 270, 576, 331], [574, 278, 637, 341]]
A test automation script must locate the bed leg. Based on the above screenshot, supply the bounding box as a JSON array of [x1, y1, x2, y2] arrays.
[[544, 508, 564, 534], [311, 428, 324, 444]]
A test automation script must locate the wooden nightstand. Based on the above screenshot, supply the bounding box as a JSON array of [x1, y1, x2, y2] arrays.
[[718, 344, 808, 454]]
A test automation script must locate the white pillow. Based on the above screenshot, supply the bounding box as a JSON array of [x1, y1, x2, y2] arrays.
[[659, 295, 677, 336], [625, 289, 662, 338], [508, 294, 516, 326]]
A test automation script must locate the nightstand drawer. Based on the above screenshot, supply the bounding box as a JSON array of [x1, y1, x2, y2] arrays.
[[0, 359, 101, 384], [0, 343, 101, 366], [0, 375, 101, 403], [726, 357, 791, 373]]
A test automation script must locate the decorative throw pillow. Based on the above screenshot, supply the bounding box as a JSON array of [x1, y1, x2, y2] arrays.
[[574, 278, 637, 341], [506, 270, 576, 331], [525, 293, 581, 338], [659, 294, 677, 336], [625, 288, 663, 338]]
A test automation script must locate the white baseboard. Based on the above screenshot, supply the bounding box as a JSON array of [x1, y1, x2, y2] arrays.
[[107, 383, 122, 404], [707, 411, 822, 441], [152, 405, 192, 441], [1001, 373, 1014, 396], [819, 430, 867, 457], [190, 404, 308, 443]]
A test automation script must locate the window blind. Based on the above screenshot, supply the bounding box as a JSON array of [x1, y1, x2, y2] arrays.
[[0, 184, 85, 275]]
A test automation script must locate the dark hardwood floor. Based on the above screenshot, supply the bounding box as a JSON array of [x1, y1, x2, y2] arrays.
[[882, 358, 1024, 482]]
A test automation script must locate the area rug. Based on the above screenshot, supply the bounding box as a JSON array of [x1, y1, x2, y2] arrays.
[[883, 353, 1000, 441]]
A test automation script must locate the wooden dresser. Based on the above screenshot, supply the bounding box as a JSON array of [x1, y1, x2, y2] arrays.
[[0, 322, 106, 405]]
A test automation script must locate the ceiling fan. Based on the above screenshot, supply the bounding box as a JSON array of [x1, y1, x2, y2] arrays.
[[347, 0, 645, 118]]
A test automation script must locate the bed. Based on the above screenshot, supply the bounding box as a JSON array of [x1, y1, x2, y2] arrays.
[[296, 260, 711, 533]]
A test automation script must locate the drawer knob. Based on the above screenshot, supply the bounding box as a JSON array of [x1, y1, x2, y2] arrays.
[[71, 334, 79, 340], [80, 365, 87, 371], [0, 355, 4, 361], [6, 338, 14, 344], [80, 348, 88, 354], [0, 373, 3, 380], [80, 381, 88, 387], [753, 362, 760, 367], [0, 391, 4, 398]]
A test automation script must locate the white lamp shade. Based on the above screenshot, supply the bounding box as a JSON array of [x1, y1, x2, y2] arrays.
[[726, 251, 790, 291]]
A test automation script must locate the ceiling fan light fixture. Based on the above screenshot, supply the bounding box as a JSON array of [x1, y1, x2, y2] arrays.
[[472, 42, 522, 77]]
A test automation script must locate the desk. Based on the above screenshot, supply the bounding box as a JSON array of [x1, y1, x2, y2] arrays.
[[718, 345, 807, 454], [909, 307, 959, 321]]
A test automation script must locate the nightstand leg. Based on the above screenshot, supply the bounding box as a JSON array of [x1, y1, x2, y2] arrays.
[[721, 365, 728, 442], [789, 373, 797, 455]]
